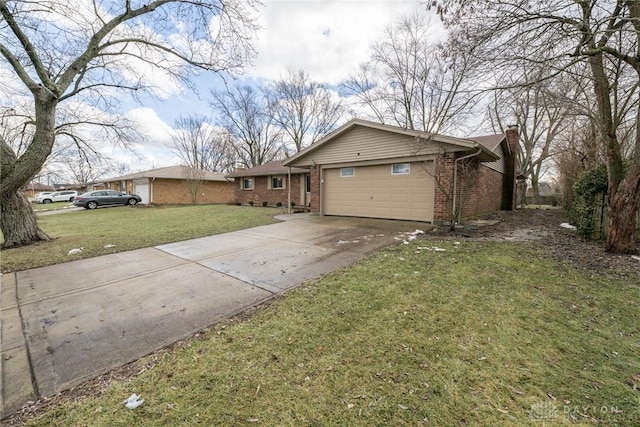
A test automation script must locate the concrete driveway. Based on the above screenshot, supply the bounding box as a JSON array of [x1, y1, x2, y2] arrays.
[[1, 214, 429, 418]]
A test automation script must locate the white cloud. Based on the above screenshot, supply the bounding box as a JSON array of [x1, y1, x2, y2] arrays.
[[124, 107, 181, 170], [251, 0, 439, 83], [4, 0, 452, 177]]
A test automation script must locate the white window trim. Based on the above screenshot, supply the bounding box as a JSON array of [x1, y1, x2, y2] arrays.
[[269, 175, 285, 190], [391, 163, 411, 175], [242, 177, 254, 190], [340, 167, 355, 177]]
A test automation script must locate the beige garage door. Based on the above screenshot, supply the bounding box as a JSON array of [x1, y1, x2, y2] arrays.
[[323, 162, 434, 221]]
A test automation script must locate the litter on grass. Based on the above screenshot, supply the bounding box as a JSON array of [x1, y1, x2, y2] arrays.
[[104, 244, 116, 248], [123, 393, 144, 409], [398, 229, 425, 245], [560, 223, 577, 230], [67, 247, 83, 255], [336, 239, 361, 245], [416, 246, 447, 252]]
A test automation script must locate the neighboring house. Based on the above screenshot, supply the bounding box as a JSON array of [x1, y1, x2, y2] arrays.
[[281, 119, 518, 223], [22, 182, 55, 198], [70, 182, 107, 194], [227, 161, 310, 208], [102, 165, 234, 205], [53, 183, 80, 191], [527, 181, 555, 196]]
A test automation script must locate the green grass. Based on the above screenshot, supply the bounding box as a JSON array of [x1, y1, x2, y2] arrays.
[[23, 240, 640, 426], [30, 201, 75, 212], [1, 205, 285, 272]]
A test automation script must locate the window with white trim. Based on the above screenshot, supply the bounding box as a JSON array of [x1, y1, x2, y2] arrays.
[[392, 163, 410, 175], [340, 167, 355, 177], [270, 176, 284, 189], [242, 177, 254, 190]]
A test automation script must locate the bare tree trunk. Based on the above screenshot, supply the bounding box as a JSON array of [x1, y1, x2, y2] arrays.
[[530, 178, 540, 205], [588, 53, 637, 253], [1, 93, 57, 248], [1, 191, 50, 248], [606, 167, 640, 253]]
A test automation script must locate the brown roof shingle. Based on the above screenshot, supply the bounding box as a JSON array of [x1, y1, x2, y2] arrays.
[[105, 165, 230, 182], [227, 161, 309, 178], [470, 134, 507, 152]]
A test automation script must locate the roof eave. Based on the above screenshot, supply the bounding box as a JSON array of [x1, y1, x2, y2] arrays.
[[477, 145, 500, 162]]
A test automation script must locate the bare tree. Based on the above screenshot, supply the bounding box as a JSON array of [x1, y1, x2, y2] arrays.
[[55, 151, 112, 185], [169, 114, 236, 173], [265, 69, 343, 153], [554, 60, 638, 208], [555, 118, 602, 208], [0, 0, 259, 247], [3, 102, 141, 182], [210, 85, 285, 167], [179, 165, 206, 204], [341, 12, 478, 134], [487, 72, 579, 204], [433, 0, 640, 253]]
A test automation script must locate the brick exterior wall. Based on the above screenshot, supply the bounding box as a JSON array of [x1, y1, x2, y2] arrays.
[[309, 165, 321, 213], [234, 174, 305, 207], [106, 179, 234, 204], [106, 180, 133, 193], [459, 164, 504, 219], [432, 154, 505, 222], [433, 154, 455, 221], [152, 179, 234, 204]]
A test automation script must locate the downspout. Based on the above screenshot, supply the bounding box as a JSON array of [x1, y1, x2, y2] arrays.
[[452, 148, 482, 225], [150, 177, 155, 204], [287, 167, 292, 214]]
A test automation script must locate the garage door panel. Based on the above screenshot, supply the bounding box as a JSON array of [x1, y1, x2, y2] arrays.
[[133, 182, 149, 204], [323, 163, 434, 222]]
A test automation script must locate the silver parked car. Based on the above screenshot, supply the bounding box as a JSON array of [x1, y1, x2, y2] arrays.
[[73, 190, 142, 209]]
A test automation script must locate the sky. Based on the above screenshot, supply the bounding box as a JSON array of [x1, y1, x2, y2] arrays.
[[120, 0, 439, 172]]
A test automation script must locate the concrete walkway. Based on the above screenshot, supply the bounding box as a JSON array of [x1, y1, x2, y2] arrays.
[[1, 215, 428, 418]]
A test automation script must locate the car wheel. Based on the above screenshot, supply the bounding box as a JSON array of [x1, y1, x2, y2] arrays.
[[127, 198, 138, 205], [87, 201, 98, 210], [69, 197, 74, 202], [43, 199, 52, 204]]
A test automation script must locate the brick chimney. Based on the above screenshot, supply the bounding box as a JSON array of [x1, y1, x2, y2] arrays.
[[503, 125, 519, 210]]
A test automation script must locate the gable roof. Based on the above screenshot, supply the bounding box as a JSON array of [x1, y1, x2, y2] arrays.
[[283, 118, 500, 166], [105, 165, 230, 182], [469, 134, 508, 153], [227, 161, 309, 178]]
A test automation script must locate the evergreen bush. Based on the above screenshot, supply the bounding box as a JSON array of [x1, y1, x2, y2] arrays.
[[569, 165, 608, 238]]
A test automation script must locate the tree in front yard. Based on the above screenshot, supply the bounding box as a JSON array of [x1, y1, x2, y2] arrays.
[[432, 0, 640, 253], [0, 0, 258, 248]]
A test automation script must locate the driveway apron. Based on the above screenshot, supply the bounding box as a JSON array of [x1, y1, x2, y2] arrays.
[[1, 215, 429, 418]]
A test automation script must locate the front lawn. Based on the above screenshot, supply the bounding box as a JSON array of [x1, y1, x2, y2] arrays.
[[30, 201, 76, 212], [1, 205, 285, 272], [19, 239, 640, 426]]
